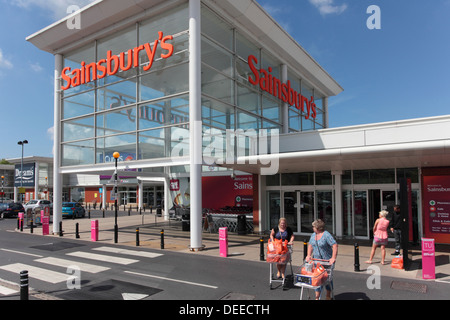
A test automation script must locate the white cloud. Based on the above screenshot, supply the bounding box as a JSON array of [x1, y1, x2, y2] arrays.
[[29, 62, 43, 72], [10, 0, 96, 20], [0, 49, 13, 69], [309, 0, 348, 16]]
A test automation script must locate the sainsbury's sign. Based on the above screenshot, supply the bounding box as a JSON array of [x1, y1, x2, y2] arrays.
[[61, 31, 174, 90], [248, 55, 317, 120]]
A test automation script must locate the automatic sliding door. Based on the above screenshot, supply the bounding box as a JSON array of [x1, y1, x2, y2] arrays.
[[300, 191, 314, 233], [283, 192, 298, 233]]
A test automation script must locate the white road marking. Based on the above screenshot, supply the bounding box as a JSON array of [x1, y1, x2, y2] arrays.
[[35, 257, 110, 274], [0, 263, 68, 284], [124, 271, 218, 289], [0, 248, 43, 258], [93, 246, 163, 259], [66, 251, 139, 265]]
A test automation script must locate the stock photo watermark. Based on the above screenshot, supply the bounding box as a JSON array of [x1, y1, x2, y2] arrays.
[[367, 5, 381, 30], [67, 5, 81, 30], [169, 124, 280, 176]]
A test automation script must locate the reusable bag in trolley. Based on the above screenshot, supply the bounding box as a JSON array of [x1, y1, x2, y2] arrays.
[[266, 238, 290, 264], [295, 260, 328, 287]]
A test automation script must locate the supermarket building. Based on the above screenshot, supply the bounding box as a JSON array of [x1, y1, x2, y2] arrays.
[[26, 0, 450, 247]]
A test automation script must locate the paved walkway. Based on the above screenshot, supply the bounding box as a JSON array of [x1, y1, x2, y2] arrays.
[[18, 211, 450, 284]]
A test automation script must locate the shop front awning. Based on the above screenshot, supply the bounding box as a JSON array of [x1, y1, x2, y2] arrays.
[[216, 115, 450, 174]]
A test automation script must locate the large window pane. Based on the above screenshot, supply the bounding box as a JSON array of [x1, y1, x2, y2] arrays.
[[139, 62, 189, 102], [354, 191, 368, 237], [202, 65, 233, 104], [62, 116, 94, 142], [202, 97, 234, 130], [138, 129, 165, 159], [96, 106, 136, 137], [201, 6, 233, 50], [138, 95, 189, 131], [62, 140, 95, 166], [97, 80, 136, 112], [63, 91, 95, 119], [96, 133, 136, 164], [237, 84, 260, 115]]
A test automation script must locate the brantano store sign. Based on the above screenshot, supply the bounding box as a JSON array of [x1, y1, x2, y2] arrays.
[[248, 55, 317, 120], [61, 31, 174, 90]]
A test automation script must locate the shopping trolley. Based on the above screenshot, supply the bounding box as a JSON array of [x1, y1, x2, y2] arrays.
[[294, 258, 334, 300], [268, 244, 293, 290]]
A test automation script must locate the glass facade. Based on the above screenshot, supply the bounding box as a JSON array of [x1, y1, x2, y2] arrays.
[[61, 5, 190, 167], [59, 4, 328, 168]]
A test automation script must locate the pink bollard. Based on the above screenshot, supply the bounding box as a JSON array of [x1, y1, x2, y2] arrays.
[[91, 220, 99, 241], [219, 227, 228, 257]]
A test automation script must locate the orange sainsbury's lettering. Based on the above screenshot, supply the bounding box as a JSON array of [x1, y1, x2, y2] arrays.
[[248, 55, 317, 120], [61, 31, 174, 90]]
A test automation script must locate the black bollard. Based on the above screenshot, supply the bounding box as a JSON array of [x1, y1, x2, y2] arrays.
[[260, 237, 265, 261], [303, 240, 308, 261], [161, 229, 164, 249], [136, 228, 140, 247], [59, 221, 63, 237], [20, 270, 28, 300], [20, 218, 23, 232], [88, 209, 91, 219], [30, 221, 33, 234], [76, 223, 80, 239], [17, 217, 20, 230], [354, 243, 360, 272]]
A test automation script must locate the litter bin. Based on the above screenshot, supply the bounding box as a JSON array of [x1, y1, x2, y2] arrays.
[[181, 213, 190, 231], [237, 214, 247, 235], [156, 207, 162, 217]]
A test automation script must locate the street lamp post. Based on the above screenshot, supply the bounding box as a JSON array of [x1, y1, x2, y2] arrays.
[[1, 176, 4, 203], [17, 140, 28, 203], [113, 152, 120, 243]]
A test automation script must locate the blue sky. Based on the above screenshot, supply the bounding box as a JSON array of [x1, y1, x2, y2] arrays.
[[1, 0, 449, 159]]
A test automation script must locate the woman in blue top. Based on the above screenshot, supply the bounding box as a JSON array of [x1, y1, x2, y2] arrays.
[[305, 219, 338, 300]]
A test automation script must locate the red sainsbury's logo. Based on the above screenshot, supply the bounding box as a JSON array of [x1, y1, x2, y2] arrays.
[[247, 55, 317, 120], [61, 31, 174, 90]]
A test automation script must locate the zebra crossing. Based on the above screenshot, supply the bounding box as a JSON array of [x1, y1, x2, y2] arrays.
[[0, 245, 164, 297]]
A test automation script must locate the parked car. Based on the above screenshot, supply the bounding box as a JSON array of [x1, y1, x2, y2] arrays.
[[0, 202, 25, 218], [62, 202, 85, 219], [23, 199, 52, 214]]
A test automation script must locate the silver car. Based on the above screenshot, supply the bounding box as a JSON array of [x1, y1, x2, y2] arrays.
[[23, 199, 53, 214]]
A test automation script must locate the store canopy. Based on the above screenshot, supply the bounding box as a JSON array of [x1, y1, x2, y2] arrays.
[[217, 115, 450, 174]]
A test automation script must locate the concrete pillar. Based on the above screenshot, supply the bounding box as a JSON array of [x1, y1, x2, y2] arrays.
[[189, 0, 203, 250], [53, 54, 63, 235], [332, 170, 343, 238]]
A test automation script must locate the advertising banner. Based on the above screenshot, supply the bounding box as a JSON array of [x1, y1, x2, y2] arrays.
[[14, 163, 35, 187], [202, 175, 253, 212], [422, 175, 450, 243], [421, 238, 435, 279]]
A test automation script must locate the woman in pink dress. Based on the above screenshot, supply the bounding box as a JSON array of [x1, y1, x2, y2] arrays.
[[366, 210, 390, 265]]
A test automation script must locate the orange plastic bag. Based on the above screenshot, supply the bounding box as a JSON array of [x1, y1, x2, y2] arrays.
[[391, 256, 403, 269], [300, 262, 328, 286], [266, 239, 289, 263]]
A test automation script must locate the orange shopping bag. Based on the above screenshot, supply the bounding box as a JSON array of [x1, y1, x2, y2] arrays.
[[391, 255, 403, 269]]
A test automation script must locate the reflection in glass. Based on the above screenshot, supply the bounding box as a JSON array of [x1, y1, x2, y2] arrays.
[[354, 191, 368, 237]]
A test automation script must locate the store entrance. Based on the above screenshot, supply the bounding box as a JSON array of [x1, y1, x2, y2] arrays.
[[368, 189, 396, 239], [279, 190, 333, 235]]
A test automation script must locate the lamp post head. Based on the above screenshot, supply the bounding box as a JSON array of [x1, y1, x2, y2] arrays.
[[17, 140, 28, 146]]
